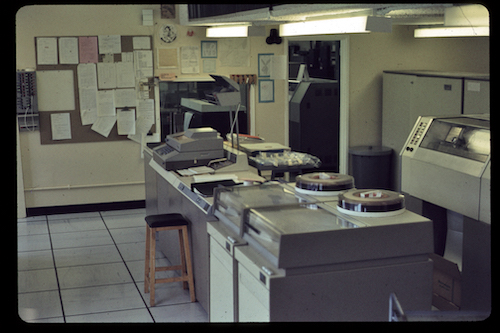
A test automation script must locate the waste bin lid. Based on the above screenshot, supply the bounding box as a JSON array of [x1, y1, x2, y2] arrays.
[[349, 145, 392, 156]]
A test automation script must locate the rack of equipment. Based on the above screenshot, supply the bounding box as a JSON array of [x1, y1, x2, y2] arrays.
[[16, 70, 39, 131]]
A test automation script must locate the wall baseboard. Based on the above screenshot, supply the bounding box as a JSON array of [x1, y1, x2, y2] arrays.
[[26, 200, 146, 217]]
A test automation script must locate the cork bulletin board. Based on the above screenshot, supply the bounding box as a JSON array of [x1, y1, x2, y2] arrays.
[[35, 35, 156, 145]]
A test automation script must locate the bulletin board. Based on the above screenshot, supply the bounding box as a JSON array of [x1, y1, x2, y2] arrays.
[[35, 35, 156, 145]]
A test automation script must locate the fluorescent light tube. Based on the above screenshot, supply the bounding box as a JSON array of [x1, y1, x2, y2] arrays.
[[280, 16, 392, 37], [206, 26, 248, 38], [414, 26, 489, 38]]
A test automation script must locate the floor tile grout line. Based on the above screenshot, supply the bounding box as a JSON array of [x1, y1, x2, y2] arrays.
[[99, 211, 156, 323], [17, 209, 162, 323], [45, 215, 67, 323], [63, 306, 154, 322]]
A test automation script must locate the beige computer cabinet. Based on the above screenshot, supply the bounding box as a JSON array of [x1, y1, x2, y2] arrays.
[[382, 70, 489, 191], [464, 79, 490, 115]]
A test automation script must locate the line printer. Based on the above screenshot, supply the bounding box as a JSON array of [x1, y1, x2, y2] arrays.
[[153, 127, 224, 170]]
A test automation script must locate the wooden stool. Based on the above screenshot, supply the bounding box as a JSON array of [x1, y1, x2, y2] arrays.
[[144, 214, 196, 306]]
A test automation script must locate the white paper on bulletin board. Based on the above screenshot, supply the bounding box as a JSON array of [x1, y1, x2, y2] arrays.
[[50, 113, 72, 140], [37, 70, 76, 111]]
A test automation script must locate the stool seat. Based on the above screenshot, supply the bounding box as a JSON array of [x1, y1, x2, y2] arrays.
[[145, 213, 188, 228], [144, 213, 196, 306]]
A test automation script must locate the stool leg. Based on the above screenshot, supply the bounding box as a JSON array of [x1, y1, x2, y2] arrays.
[[178, 229, 188, 290], [144, 225, 150, 293], [182, 225, 196, 302], [149, 227, 156, 307]]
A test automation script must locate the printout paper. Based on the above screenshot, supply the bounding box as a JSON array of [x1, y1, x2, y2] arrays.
[[114, 88, 136, 107], [97, 90, 115, 117], [50, 113, 72, 140], [91, 116, 116, 138], [58, 37, 79, 64], [134, 98, 155, 135], [136, 99, 154, 120], [134, 50, 154, 78], [133, 37, 151, 50], [121, 52, 134, 63], [77, 63, 98, 125], [181, 46, 200, 74], [97, 62, 116, 89], [134, 50, 153, 68], [134, 115, 154, 135], [98, 35, 122, 54], [117, 108, 136, 135], [36, 37, 58, 65], [116, 62, 135, 88], [79, 36, 98, 63]]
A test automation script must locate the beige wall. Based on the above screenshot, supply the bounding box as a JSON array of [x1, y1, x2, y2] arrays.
[[348, 25, 489, 147], [16, 4, 286, 209], [16, 5, 489, 211]]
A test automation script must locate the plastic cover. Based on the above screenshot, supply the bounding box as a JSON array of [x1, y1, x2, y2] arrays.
[[420, 117, 490, 162], [246, 204, 362, 257], [214, 183, 314, 229]]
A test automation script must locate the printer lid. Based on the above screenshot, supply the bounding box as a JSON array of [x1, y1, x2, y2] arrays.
[[420, 115, 490, 163], [210, 74, 240, 92]]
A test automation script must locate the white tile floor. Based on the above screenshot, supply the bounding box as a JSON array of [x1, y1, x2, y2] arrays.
[[17, 208, 208, 323]]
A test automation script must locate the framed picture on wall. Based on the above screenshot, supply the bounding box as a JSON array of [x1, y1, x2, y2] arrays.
[[201, 41, 217, 58], [259, 79, 274, 103], [258, 53, 273, 77]]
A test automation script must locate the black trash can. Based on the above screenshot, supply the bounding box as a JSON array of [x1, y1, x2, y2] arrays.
[[349, 146, 392, 189]]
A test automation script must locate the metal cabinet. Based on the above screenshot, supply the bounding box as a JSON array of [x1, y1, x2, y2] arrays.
[[209, 237, 235, 322], [237, 263, 270, 322], [463, 79, 490, 115], [382, 70, 489, 191], [207, 221, 247, 322]]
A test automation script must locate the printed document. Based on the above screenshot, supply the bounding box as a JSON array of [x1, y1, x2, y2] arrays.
[[77, 63, 98, 125], [117, 108, 136, 135], [59, 37, 79, 64], [91, 116, 116, 138], [36, 37, 58, 65], [115, 62, 135, 88], [97, 62, 117, 89], [98, 35, 121, 54], [97, 90, 115, 117], [50, 113, 72, 140]]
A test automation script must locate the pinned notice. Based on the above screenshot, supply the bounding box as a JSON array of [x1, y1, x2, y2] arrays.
[[50, 113, 72, 140], [79, 36, 98, 63], [159, 73, 177, 81]]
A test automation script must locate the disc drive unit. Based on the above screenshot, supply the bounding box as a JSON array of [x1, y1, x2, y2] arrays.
[[209, 182, 433, 321]]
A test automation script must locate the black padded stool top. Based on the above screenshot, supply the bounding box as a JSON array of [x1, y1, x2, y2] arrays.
[[145, 214, 189, 228]]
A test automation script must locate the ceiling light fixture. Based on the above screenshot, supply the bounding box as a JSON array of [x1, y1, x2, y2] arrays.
[[414, 26, 489, 38], [414, 4, 489, 38], [279, 16, 392, 37], [206, 25, 248, 38]]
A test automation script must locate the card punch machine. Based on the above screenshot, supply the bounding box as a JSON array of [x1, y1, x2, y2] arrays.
[[152, 127, 249, 172]]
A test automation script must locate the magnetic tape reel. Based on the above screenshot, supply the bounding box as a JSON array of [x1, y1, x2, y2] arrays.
[[295, 172, 354, 196], [337, 189, 405, 217]]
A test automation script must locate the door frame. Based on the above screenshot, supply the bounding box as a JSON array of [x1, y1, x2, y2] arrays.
[[284, 35, 349, 174]]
